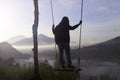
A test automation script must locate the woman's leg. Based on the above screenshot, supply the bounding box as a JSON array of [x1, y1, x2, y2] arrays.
[[64, 43, 72, 66], [58, 44, 64, 68]]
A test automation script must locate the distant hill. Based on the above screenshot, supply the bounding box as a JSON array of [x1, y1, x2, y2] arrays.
[[12, 34, 54, 46], [6, 35, 27, 44], [73, 36, 120, 62], [0, 42, 31, 60]]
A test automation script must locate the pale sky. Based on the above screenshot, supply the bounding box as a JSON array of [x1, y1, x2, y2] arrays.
[[0, 0, 120, 45]]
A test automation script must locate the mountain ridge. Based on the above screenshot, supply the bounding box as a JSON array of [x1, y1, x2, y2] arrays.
[[0, 42, 31, 60], [6, 35, 27, 44], [11, 34, 54, 46], [73, 36, 120, 63]]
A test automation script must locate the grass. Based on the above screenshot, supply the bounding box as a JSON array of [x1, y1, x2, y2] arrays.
[[0, 60, 77, 80], [0, 61, 34, 80], [0, 59, 119, 80]]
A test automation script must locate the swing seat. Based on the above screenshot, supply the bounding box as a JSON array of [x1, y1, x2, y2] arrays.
[[54, 67, 82, 72]]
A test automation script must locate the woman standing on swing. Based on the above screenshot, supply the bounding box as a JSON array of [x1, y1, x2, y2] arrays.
[[52, 16, 82, 69]]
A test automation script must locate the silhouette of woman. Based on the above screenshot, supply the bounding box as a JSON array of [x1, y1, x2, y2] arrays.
[[52, 16, 82, 68]]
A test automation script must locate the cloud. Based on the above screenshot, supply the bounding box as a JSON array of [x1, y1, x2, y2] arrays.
[[97, 6, 108, 11], [84, 0, 120, 14], [57, 0, 80, 8]]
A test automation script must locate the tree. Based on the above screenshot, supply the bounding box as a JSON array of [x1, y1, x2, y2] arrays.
[[32, 0, 41, 80]]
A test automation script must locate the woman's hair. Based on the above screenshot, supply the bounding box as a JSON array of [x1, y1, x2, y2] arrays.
[[59, 16, 69, 26]]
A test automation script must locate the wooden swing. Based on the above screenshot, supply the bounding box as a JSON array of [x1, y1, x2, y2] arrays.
[[50, 0, 84, 72]]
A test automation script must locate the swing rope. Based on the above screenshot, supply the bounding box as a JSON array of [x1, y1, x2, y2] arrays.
[[78, 0, 84, 67], [50, 0, 84, 68], [50, 0, 55, 25], [50, 0, 58, 57]]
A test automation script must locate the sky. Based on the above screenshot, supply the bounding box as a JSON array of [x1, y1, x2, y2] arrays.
[[0, 0, 120, 45]]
